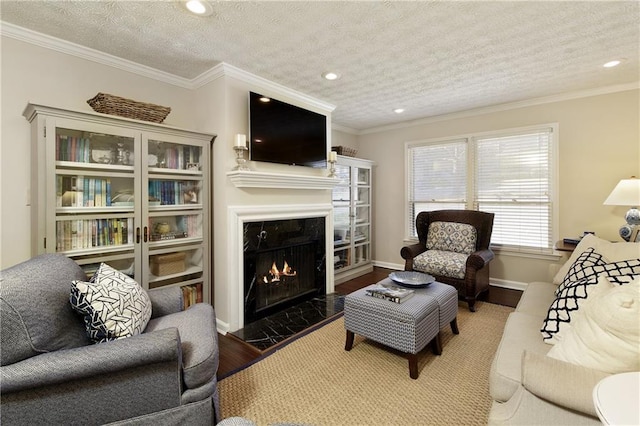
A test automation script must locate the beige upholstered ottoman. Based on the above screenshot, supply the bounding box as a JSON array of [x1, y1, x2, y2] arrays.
[[344, 279, 459, 379]]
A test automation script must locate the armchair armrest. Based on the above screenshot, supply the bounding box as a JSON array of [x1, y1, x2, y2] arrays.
[[467, 248, 494, 270], [1, 328, 181, 393], [521, 350, 609, 418], [400, 242, 427, 271], [148, 286, 184, 318]]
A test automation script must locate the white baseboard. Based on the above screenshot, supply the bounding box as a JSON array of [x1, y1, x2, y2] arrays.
[[216, 318, 230, 335], [490, 278, 527, 291], [372, 260, 403, 270], [335, 263, 374, 285]]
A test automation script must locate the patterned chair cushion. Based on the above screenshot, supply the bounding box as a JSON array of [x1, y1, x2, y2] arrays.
[[413, 249, 468, 279], [426, 221, 477, 255], [70, 263, 152, 343]]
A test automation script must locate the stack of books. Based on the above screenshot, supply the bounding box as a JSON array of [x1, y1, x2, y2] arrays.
[[365, 283, 415, 303]]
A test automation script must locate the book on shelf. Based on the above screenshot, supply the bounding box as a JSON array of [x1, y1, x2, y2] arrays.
[[56, 135, 91, 163], [57, 176, 112, 207], [56, 217, 133, 251], [181, 283, 203, 309], [365, 283, 414, 303]]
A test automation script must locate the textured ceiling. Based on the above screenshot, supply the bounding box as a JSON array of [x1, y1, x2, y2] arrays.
[[1, 1, 639, 131]]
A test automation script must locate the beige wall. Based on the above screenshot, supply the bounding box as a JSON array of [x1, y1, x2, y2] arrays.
[[1, 36, 334, 330], [194, 74, 334, 330], [1, 36, 196, 268], [331, 128, 359, 151], [3, 32, 638, 296], [356, 89, 640, 285]]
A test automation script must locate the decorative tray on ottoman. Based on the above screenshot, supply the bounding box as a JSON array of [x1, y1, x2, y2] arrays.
[[389, 271, 435, 288]]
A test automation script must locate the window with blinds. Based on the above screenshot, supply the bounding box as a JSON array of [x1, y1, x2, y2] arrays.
[[474, 129, 553, 251], [407, 139, 467, 237], [406, 126, 556, 252]]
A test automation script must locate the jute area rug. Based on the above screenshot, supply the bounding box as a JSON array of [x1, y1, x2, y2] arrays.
[[219, 301, 513, 426]]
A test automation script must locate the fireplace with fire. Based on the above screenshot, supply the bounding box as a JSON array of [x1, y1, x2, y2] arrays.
[[243, 217, 326, 325]]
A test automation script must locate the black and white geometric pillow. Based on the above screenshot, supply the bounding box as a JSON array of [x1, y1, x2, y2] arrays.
[[542, 257, 640, 343], [607, 274, 640, 285], [542, 276, 596, 342], [70, 263, 152, 343], [555, 247, 606, 296], [591, 258, 640, 280]]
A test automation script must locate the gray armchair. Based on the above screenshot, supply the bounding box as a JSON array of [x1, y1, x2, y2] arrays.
[[0, 253, 219, 425]]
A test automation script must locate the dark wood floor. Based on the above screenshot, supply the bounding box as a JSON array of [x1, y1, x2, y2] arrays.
[[216, 267, 521, 379]]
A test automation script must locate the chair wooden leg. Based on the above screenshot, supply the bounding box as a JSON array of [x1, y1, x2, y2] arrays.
[[467, 298, 477, 312], [408, 353, 419, 379], [345, 330, 355, 351]]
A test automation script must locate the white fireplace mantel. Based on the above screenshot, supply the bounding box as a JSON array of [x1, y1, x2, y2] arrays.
[[221, 203, 335, 333], [227, 170, 340, 189]]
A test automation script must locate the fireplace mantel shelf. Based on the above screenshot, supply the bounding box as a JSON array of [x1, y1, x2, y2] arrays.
[[227, 170, 340, 189]]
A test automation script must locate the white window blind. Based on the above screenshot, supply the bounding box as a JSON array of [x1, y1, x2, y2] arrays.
[[474, 129, 553, 251], [407, 139, 467, 237]]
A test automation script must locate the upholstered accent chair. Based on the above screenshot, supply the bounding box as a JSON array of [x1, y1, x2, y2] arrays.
[[401, 210, 495, 312], [1, 253, 220, 425]]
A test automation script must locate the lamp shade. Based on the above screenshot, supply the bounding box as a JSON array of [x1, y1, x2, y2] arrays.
[[603, 178, 640, 206]]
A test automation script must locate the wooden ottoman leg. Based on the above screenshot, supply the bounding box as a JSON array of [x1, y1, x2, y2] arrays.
[[450, 317, 459, 334], [407, 353, 419, 379], [431, 332, 443, 355], [345, 330, 355, 351]]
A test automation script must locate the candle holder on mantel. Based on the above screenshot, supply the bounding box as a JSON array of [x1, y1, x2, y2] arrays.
[[328, 158, 337, 178], [233, 146, 250, 171]]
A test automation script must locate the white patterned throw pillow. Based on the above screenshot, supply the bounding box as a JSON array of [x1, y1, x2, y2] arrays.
[[70, 263, 152, 343], [541, 253, 640, 344], [547, 277, 640, 374]]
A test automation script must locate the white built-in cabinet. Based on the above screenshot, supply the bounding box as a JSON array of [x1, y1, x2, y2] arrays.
[[332, 155, 374, 284], [23, 103, 215, 305]]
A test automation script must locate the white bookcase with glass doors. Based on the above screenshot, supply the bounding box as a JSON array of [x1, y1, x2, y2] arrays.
[[23, 103, 214, 306], [332, 155, 374, 284]]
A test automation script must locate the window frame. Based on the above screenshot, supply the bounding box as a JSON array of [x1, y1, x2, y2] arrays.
[[404, 123, 559, 255]]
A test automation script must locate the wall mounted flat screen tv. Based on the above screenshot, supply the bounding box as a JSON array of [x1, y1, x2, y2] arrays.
[[249, 92, 327, 169]]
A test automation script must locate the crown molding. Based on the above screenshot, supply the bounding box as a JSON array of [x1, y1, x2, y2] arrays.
[[359, 81, 640, 135], [331, 123, 359, 135], [192, 62, 336, 113], [0, 21, 195, 89], [3, 21, 636, 133], [1, 21, 336, 113]]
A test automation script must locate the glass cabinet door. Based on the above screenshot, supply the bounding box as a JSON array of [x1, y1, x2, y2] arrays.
[[332, 157, 373, 280], [143, 137, 207, 299], [353, 167, 371, 266], [332, 164, 352, 271], [52, 124, 138, 279]]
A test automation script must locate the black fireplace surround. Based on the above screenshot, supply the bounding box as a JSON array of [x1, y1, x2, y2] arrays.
[[243, 217, 326, 325]]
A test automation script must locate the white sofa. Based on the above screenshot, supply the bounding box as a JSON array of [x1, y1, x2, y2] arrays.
[[488, 235, 640, 425]]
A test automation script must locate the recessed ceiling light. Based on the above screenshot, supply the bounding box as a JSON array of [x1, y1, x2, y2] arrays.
[[603, 60, 621, 68], [394, 108, 405, 114], [322, 72, 340, 81], [259, 97, 271, 103], [184, 0, 213, 16]]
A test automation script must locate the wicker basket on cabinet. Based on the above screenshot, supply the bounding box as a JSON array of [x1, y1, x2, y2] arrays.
[[87, 93, 171, 123]]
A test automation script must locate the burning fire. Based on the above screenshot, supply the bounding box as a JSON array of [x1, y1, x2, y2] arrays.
[[263, 260, 297, 283]]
